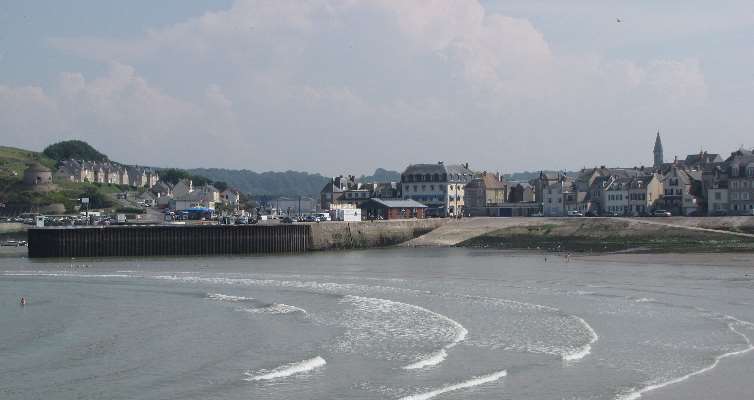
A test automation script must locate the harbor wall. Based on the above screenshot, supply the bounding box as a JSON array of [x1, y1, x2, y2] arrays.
[[26, 219, 446, 258], [27, 224, 310, 258]]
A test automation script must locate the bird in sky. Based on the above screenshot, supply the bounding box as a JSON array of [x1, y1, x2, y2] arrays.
[[617, 18, 623, 23]]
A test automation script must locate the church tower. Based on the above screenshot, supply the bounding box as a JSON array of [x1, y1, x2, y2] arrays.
[[653, 131, 663, 168]]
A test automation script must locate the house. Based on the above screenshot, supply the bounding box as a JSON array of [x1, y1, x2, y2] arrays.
[[172, 179, 193, 198], [602, 177, 630, 215], [127, 167, 148, 187], [533, 171, 566, 206], [464, 172, 507, 208], [221, 188, 241, 207], [359, 198, 427, 220], [725, 148, 754, 214], [706, 174, 729, 215], [401, 162, 474, 217], [627, 173, 663, 215], [659, 165, 703, 215], [539, 172, 573, 216], [320, 176, 349, 210], [508, 182, 535, 203]]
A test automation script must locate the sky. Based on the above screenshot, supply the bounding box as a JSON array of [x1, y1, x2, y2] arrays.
[[1, 0, 753, 176]]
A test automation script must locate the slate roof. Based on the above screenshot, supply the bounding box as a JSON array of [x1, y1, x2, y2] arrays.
[[362, 198, 427, 208]]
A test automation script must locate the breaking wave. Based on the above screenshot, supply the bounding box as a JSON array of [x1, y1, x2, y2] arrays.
[[616, 316, 754, 400], [243, 303, 307, 315], [562, 316, 599, 362], [244, 356, 326, 381], [335, 295, 467, 369], [398, 370, 507, 400], [206, 293, 254, 302]]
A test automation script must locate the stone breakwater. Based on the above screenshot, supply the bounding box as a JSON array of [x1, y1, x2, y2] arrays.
[[308, 219, 446, 250]]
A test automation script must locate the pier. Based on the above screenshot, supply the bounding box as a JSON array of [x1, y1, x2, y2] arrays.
[[27, 224, 310, 258]]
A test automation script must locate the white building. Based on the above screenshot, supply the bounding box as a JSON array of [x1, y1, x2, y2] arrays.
[[401, 162, 474, 217]]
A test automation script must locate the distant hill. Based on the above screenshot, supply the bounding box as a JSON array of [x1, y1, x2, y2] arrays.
[[504, 170, 578, 182], [188, 168, 330, 197], [358, 168, 401, 183]]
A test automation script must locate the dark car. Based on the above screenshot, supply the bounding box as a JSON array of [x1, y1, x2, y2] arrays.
[[652, 210, 672, 217], [281, 216, 295, 224]]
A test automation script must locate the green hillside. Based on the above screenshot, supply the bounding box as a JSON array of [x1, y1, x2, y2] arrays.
[[0, 146, 56, 184]]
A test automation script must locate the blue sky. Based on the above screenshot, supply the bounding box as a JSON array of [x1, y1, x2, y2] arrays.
[[1, 1, 753, 175]]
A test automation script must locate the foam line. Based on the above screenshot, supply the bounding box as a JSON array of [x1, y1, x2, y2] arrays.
[[207, 293, 254, 302], [243, 303, 307, 315], [616, 317, 754, 400], [398, 370, 507, 400], [244, 356, 326, 381], [403, 349, 447, 370], [339, 295, 467, 370], [563, 316, 599, 361]]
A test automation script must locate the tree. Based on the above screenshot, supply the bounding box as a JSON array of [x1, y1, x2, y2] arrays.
[[43, 140, 108, 162], [79, 187, 113, 209], [158, 168, 191, 185], [213, 181, 229, 192]]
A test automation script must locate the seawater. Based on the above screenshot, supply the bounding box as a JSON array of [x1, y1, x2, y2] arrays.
[[2, 248, 754, 399]]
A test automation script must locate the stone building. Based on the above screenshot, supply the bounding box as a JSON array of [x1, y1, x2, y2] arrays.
[[23, 163, 55, 192]]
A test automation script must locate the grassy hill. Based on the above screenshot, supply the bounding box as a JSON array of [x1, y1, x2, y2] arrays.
[[0, 145, 121, 214], [0, 146, 56, 183]]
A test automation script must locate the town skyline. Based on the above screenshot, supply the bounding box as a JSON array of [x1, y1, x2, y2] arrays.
[[2, 1, 753, 176]]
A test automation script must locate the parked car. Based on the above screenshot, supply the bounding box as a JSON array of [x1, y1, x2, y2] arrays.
[[280, 216, 295, 224], [652, 210, 672, 217], [711, 210, 728, 217], [567, 210, 584, 217]]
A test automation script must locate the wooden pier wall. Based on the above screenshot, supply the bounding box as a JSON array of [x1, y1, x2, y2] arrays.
[[27, 224, 310, 258]]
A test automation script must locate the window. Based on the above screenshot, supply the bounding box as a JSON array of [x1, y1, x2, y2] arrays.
[[715, 192, 721, 200], [430, 185, 435, 191]]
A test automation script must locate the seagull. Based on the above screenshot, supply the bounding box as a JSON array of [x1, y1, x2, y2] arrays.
[[617, 18, 623, 23]]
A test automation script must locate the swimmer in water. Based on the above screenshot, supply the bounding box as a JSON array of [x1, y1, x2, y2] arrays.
[[20, 297, 26, 306]]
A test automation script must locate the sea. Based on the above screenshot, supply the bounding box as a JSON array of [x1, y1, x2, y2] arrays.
[[2, 248, 754, 400]]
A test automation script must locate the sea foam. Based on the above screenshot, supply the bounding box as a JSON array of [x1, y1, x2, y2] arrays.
[[243, 303, 307, 315], [244, 356, 326, 381], [207, 293, 254, 302], [398, 370, 507, 400], [616, 316, 754, 400], [562, 316, 599, 362]]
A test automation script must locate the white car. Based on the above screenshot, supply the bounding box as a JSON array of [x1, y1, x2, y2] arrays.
[[567, 210, 584, 217]]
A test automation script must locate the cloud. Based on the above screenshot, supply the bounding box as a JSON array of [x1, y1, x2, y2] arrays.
[[5, 0, 738, 174], [1, 62, 241, 167]]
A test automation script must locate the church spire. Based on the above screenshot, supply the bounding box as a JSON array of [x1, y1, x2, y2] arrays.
[[653, 131, 664, 168]]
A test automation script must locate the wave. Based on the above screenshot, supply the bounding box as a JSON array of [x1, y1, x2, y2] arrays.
[[338, 295, 467, 370], [244, 356, 326, 381], [1, 272, 133, 278], [398, 369, 507, 400], [243, 303, 307, 315], [403, 349, 447, 370], [633, 297, 656, 303], [562, 316, 599, 362], [206, 293, 254, 302], [616, 316, 754, 400]]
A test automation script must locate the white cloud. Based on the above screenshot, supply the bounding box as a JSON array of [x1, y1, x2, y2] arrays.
[[6, 0, 746, 174]]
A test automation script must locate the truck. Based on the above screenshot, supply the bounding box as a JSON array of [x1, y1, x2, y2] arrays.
[[335, 209, 362, 222]]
